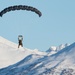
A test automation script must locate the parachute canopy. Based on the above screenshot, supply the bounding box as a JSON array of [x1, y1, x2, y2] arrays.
[[0, 5, 42, 17]]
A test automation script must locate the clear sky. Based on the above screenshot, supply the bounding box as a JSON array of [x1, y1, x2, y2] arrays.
[[0, 0, 75, 51]]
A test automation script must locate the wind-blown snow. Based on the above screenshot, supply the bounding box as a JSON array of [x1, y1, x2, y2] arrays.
[[0, 36, 75, 75]]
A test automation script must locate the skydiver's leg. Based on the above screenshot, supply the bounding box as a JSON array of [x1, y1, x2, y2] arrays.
[[18, 45, 19, 48], [21, 43, 23, 47]]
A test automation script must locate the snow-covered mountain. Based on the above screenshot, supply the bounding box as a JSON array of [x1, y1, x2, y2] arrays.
[[0, 36, 75, 75], [0, 36, 46, 68], [46, 43, 70, 56]]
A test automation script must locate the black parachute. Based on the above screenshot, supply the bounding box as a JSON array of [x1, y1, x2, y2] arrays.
[[0, 5, 42, 17]]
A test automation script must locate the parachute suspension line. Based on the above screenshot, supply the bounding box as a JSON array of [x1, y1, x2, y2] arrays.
[[18, 25, 23, 35], [0, 5, 42, 17]]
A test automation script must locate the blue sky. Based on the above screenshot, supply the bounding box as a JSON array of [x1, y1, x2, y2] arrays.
[[0, 0, 75, 51]]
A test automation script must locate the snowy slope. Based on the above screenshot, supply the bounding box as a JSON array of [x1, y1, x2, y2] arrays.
[[0, 36, 75, 75], [0, 42, 75, 75], [0, 36, 46, 68]]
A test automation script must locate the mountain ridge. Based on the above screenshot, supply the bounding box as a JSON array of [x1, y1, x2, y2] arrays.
[[0, 36, 46, 68], [0, 36, 75, 75]]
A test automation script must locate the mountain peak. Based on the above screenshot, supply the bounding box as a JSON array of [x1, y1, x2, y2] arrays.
[[47, 43, 70, 52]]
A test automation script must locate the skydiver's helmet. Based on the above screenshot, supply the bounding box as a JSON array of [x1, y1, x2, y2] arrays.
[[18, 35, 23, 41], [18, 35, 23, 48]]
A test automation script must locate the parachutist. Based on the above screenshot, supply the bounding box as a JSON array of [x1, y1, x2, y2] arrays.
[[18, 35, 23, 48]]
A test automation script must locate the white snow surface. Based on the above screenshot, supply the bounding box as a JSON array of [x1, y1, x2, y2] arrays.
[[0, 36, 46, 68], [0, 36, 75, 75]]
